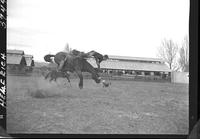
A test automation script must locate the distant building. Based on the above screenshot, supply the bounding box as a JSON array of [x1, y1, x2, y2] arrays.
[[24, 55, 35, 72], [87, 55, 171, 80], [7, 54, 27, 72], [7, 49, 34, 73]]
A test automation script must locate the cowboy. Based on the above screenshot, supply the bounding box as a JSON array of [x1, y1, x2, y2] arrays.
[[86, 50, 109, 71], [71, 49, 89, 58], [71, 50, 109, 71]]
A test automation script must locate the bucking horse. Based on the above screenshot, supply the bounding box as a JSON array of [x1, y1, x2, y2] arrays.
[[44, 51, 102, 89]]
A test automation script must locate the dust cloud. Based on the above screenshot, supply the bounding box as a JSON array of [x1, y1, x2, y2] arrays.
[[26, 76, 64, 98]]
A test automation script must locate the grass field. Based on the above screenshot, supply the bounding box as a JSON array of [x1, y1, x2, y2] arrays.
[[7, 75, 189, 134]]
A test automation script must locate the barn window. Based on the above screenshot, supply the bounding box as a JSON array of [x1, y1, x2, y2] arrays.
[[150, 72, 154, 76], [144, 71, 150, 75], [154, 72, 161, 76], [132, 71, 136, 75], [109, 70, 113, 74], [127, 70, 132, 74], [135, 71, 141, 75]]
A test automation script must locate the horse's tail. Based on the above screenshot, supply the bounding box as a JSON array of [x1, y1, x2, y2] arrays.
[[44, 54, 55, 63]]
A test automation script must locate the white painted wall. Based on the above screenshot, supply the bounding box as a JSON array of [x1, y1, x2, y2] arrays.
[[171, 72, 189, 84]]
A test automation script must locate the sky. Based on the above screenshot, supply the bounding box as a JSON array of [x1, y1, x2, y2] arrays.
[[7, 0, 189, 62]]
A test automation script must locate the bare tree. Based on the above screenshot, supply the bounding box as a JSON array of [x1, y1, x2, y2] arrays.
[[64, 43, 70, 53], [178, 35, 189, 72], [157, 39, 179, 71], [64, 43, 72, 53]]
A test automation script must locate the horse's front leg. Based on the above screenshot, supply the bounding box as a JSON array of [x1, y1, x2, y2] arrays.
[[65, 72, 71, 83], [75, 70, 83, 89], [49, 77, 53, 82], [66, 75, 72, 87]]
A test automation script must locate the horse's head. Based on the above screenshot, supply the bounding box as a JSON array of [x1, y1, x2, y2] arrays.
[[93, 76, 101, 84]]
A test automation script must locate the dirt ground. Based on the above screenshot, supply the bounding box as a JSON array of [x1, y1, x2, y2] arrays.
[[6, 75, 189, 134]]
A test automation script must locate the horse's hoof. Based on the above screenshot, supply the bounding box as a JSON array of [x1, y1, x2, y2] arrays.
[[79, 85, 83, 89]]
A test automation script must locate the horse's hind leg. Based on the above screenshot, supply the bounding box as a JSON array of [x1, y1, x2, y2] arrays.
[[49, 77, 53, 82], [66, 78, 72, 87], [75, 69, 83, 89], [54, 78, 60, 86], [64, 79, 72, 87], [44, 72, 50, 80], [65, 73, 72, 87]]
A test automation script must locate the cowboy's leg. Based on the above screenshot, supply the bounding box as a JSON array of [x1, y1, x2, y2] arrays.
[[86, 50, 96, 57], [79, 52, 89, 58]]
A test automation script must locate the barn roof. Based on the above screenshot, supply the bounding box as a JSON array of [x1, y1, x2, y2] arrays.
[[108, 55, 163, 63], [7, 49, 24, 55], [7, 55, 27, 65], [87, 59, 171, 72]]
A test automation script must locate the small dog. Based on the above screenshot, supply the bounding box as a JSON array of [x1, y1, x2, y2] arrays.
[[102, 80, 111, 87]]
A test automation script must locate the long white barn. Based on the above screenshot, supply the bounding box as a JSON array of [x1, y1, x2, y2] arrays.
[[87, 55, 171, 80]]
